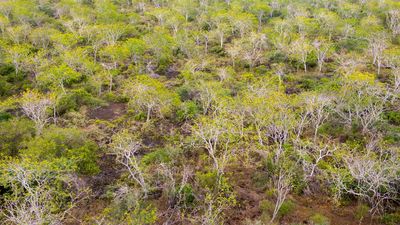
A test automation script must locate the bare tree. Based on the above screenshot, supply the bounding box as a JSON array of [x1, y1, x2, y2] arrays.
[[1, 162, 88, 225], [109, 130, 148, 196], [157, 164, 193, 224], [313, 39, 332, 73], [335, 78, 387, 134], [387, 9, 400, 36], [335, 149, 400, 215], [20, 90, 54, 135], [193, 116, 236, 177], [369, 33, 388, 75], [391, 67, 400, 96], [295, 140, 337, 180], [197, 185, 236, 225], [290, 36, 312, 72], [242, 32, 268, 69], [266, 113, 294, 162], [270, 167, 293, 223], [305, 93, 333, 142], [334, 52, 366, 76]]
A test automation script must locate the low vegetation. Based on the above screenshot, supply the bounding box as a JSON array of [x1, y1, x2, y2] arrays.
[[0, 0, 399, 224]]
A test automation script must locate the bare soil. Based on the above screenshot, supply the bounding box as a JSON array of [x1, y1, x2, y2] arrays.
[[88, 103, 127, 121], [226, 164, 383, 225]]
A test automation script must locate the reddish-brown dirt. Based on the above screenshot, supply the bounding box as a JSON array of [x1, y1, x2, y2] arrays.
[[226, 164, 383, 225], [88, 103, 127, 121], [283, 195, 382, 225], [64, 154, 123, 225], [226, 165, 265, 224]]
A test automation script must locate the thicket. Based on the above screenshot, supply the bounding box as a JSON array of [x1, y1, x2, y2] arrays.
[[0, 0, 399, 224]]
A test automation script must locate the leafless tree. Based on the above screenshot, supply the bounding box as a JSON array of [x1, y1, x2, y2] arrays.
[[290, 36, 312, 72], [295, 140, 337, 180], [335, 81, 387, 134], [313, 39, 332, 73], [20, 90, 54, 135], [369, 33, 388, 75], [2, 163, 88, 225], [270, 167, 293, 223], [335, 150, 400, 215], [387, 9, 400, 36], [266, 116, 292, 162], [334, 52, 366, 76], [305, 93, 333, 142], [157, 164, 193, 224], [193, 116, 236, 177], [109, 130, 148, 196], [391, 67, 400, 96]]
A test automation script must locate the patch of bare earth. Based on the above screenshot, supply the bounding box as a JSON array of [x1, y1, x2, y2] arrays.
[[227, 166, 264, 224], [226, 165, 383, 225], [88, 102, 127, 121], [283, 195, 382, 225], [64, 154, 123, 224]]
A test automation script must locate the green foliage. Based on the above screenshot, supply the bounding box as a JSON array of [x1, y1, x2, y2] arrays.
[[176, 100, 199, 121], [384, 111, 400, 125], [56, 89, 104, 114], [101, 187, 157, 225], [141, 148, 171, 166], [1, 0, 400, 223], [0, 111, 11, 121], [123, 75, 181, 121], [37, 64, 82, 92], [124, 203, 157, 225], [278, 199, 296, 218], [23, 127, 99, 175], [176, 184, 196, 208], [381, 212, 400, 225], [309, 213, 330, 225], [0, 64, 29, 96], [355, 203, 370, 221], [196, 170, 219, 189], [0, 118, 34, 157]]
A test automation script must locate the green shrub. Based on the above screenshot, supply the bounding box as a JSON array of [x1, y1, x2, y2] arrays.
[[355, 203, 370, 221], [0, 112, 12, 121], [278, 200, 296, 218], [310, 213, 330, 225], [141, 148, 171, 166], [196, 170, 219, 189], [383, 126, 400, 144], [384, 111, 400, 125], [0, 119, 35, 157], [0, 65, 30, 96], [381, 212, 400, 225], [177, 184, 195, 207], [176, 100, 199, 122], [23, 126, 99, 175], [259, 199, 274, 213], [57, 89, 104, 114], [101, 187, 157, 225]]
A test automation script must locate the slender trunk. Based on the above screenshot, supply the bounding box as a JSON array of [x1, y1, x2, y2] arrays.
[[109, 73, 113, 93], [53, 104, 57, 125], [146, 105, 152, 122], [318, 61, 323, 73], [60, 81, 66, 94]]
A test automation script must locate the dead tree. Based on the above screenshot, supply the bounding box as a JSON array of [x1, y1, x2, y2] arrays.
[[20, 90, 54, 135], [109, 130, 148, 196]]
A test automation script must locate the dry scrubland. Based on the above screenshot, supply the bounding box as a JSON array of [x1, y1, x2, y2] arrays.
[[0, 0, 400, 224]]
